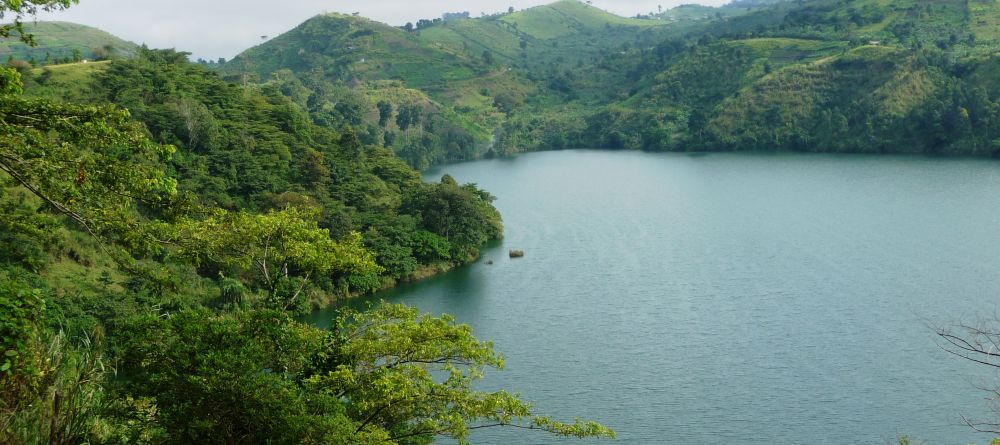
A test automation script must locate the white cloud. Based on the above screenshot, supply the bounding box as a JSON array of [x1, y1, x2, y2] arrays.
[[34, 0, 725, 60]]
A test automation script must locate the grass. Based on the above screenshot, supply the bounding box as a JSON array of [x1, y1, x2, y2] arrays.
[[707, 45, 929, 147], [0, 21, 137, 63], [500, 0, 663, 40], [733, 38, 849, 61], [417, 20, 522, 62], [970, 0, 1000, 51], [21, 60, 109, 101]]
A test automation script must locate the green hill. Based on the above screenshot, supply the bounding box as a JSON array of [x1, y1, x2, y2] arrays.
[[7, 1, 1000, 441], [487, 0, 1000, 155], [216, 0, 1000, 159], [499, 0, 663, 39], [220, 0, 753, 166], [0, 21, 138, 63], [221, 12, 531, 166]]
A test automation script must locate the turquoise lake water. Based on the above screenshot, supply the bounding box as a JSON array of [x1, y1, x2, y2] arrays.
[[306, 150, 1000, 444]]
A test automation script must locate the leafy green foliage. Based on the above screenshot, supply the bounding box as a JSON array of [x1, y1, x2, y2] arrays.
[[404, 175, 503, 260], [0, 275, 43, 380], [113, 309, 347, 444], [112, 304, 614, 444], [21, 49, 502, 287], [0, 22, 603, 444], [173, 206, 381, 310], [0, 76, 180, 246], [312, 303, 615, 444]]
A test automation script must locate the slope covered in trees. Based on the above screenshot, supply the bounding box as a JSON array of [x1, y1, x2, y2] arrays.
[[11, 1, 1000, 158], [18, 48, 503, 296], [6, 0, 1000, 440], [218, 0, 768, 165], [214, 0, 1000, 158], [0, 1, 619, 439]]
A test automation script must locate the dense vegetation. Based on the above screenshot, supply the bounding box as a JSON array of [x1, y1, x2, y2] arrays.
[[21, 48, 503, 293], [215, 0, 1000, 159], [6, 0, 1000, 441], [0, 2, 612, 443]]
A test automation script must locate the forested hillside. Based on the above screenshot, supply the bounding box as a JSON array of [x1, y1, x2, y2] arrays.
[[0, 2, 614, 441], [6, 0, 1000, 441], [215, 0, 1000, 158], [11, 1, 1000, 159], [18, 48, 503, 300], [219, 0, 769, 165], [492, 0, 1000, 155]]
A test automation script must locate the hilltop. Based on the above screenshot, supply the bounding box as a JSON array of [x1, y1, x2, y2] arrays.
[[490, 0, 1000, 155], [11, 0, 1000, 161], [219, 0, 764, 165], [0, 21, 137, 63]]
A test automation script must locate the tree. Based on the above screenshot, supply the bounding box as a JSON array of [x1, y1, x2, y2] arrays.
[[396, 104, 422, 131], [377, 100, 393, 127], [403, 176, 503, 260], [0, 66, 182, 266], [482, 50, 495, 65], [493, 91, 524, 115], [115, 304, 614, 444], [173, 206, 381, 310], [313, 304, 615, 444], [114, 309, 353, 444], [936, 321, 1000, 434], [167, 96, 217, 151]]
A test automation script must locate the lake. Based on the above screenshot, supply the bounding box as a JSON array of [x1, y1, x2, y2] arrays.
[[305, 150, 1000, 444]]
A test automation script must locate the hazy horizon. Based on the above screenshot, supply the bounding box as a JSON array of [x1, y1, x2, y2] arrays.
[[29, 0, 728, 61]]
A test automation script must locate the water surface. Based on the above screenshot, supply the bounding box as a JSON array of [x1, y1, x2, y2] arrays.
[[307, 150, 1000, 444]]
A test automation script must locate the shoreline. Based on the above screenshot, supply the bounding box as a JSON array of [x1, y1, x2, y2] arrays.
[[304, 251, 485, 314]]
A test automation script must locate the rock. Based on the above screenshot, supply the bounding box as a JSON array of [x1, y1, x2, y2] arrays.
[[509, 249, 524, 258]]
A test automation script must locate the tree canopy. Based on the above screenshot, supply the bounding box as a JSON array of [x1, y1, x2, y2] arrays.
[[0, 3, 610, 444]]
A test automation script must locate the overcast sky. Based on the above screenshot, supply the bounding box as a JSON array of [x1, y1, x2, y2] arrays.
[[32, 0, 725, 60]]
